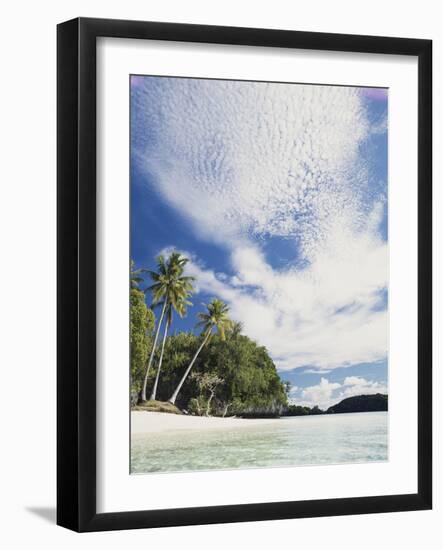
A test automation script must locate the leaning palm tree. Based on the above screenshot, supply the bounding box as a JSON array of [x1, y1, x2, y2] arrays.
[[168, 298, 233, 405], [140, 252, 194, 402], [150, 287, 192, 401]]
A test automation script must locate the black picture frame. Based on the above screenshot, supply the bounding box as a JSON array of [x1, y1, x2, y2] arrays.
[[57, 17, 432, 532]]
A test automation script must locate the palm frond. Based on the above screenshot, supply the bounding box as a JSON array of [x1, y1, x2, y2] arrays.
[[144, 251, 195, 321]]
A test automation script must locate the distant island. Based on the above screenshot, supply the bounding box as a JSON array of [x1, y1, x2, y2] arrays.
[[285, 393, 388, 417], [326, 393, 388, 414]]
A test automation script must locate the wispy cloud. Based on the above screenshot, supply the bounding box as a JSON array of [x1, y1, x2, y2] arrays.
[[134, 77, 388, 373], [302, 369, 332, 375]]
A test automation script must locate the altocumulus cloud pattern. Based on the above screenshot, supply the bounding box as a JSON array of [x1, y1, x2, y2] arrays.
[[131, 76, 388, 380]]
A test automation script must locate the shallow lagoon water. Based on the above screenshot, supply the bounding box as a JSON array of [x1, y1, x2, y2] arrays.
[[131, 411, 388, 474]]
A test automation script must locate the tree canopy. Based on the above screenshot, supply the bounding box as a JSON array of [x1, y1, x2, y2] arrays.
[[130, 287, 155, 403], [152, 330, 287, 416]]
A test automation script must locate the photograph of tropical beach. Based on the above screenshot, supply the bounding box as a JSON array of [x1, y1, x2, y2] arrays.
[[130, 75, 388, 474]]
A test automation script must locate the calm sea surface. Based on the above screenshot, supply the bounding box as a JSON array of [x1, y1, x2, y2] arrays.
[[131, 411, 388, 474]]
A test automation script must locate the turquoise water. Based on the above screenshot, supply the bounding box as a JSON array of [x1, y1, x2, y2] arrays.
[[131, 411, 388, 474]]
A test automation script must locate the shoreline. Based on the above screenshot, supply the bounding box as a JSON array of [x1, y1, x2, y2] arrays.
[[131, 411, 282, 435], [131, 410, 388, 436]]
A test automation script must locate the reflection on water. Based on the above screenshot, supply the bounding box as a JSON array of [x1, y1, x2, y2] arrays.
[[131, 411, 388, 474]]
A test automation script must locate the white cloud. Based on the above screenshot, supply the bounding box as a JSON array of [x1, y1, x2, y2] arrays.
[[299, 378, 341, 410], [339, 376, 388, 400], [135, 78, 388, 372], [343, 376, 367, 386]]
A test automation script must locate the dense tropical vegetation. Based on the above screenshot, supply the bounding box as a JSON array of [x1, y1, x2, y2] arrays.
[[130, 262, 155, 405], [285, 404, 324, 416], [130, 251, 288, 416]]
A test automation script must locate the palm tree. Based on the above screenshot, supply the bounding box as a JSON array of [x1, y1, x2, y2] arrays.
[[150, 287, 191, 401], [130, 259, 144, 289], [140, 252, 194, 402], [229, 321, 243, 339], [168, 298, 233, 405]]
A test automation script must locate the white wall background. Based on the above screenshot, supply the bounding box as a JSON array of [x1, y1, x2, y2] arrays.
[[0, 1, 440, 548]]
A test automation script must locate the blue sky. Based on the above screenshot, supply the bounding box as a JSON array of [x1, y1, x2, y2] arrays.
[[131, 76, 388, 409]]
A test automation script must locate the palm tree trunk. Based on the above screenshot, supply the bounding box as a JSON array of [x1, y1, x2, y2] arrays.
[[168, 330, 211, 405], [141, 300, 167, 402], [150, 319, 169, 401]]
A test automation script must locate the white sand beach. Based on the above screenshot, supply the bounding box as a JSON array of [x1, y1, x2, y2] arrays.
[[131, 411, 282, 435]]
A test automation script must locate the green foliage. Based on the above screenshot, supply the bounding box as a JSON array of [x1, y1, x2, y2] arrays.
[[284, 405, 314, 416], [130, 259, 145, 289], [152, 327, 287, 416], [167, 298, 235, 405], [151, 332, 199, 402], [196, 298, 233, 341], [187, 396, 208, 416], [146, 252, 195, 314], [202, 334, 287, 416], [130, 288, 155, 399]]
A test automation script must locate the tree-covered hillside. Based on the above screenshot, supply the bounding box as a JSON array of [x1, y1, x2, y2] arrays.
[[133, 329, 287, 416]]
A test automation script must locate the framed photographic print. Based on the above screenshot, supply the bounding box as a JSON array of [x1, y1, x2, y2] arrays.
[[57, 17, 432, 532]]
